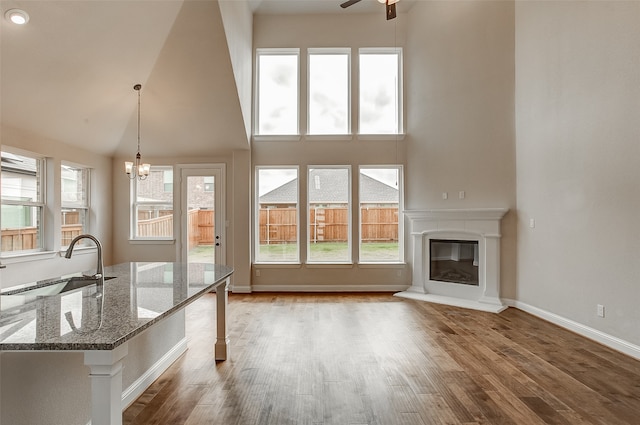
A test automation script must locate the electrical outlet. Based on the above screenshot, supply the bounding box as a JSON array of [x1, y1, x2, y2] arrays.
[[255, 269, 261, 277], [442, 192, 448, 200], [459, 191, 465, 199], [597, 304, 605, 318]]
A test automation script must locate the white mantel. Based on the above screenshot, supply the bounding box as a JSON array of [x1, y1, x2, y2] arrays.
[[396, 208, 508, 313]]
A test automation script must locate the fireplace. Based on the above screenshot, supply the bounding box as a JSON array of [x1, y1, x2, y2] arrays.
[[396, 208, 508, 313], [430, 239, 479, 285]]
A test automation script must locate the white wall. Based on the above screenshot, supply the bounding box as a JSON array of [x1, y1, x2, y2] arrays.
[[251, 13, 409, 290], [1, 312, 185, 425], [0, 125, 113, 289], [111, 153, 252, 291], [219, 0, 254, 142], [515, 1, 640, 346], [405, 1, 517, 298]]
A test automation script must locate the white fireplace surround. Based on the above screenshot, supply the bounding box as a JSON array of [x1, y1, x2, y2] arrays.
[[396, 208, 508, 313]]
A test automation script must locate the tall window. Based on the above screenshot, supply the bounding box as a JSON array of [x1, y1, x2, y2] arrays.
[[256, 49, 299, 135], [256, 167, 299, 263], [308, 48, 350, 135], [61, 164, 89, 248], [1, 151, 44, 253], [308, 166, 351, 263], [132, 166, 174, 239], [359, 166, 401, 263], [359, 48, 403, 135]]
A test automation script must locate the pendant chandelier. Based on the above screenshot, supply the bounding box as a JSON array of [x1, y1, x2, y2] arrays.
[[125, 84, 150, 180]]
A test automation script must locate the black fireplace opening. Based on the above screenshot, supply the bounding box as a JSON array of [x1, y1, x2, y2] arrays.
[[429, 239, 479, 286]]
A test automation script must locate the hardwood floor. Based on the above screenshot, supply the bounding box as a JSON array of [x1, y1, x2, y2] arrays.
[[123, 293, 640, 425]]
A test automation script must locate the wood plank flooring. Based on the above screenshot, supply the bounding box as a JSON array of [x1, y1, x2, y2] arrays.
[[123, 293, 640, 425]]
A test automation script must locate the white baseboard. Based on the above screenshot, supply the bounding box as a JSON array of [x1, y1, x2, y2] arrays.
[[231, 284, 252, 293], [121, 337, 188, 409], [252, 284, 409, 292], [395, 291, 507, 313], [504, 298, 640, 361]]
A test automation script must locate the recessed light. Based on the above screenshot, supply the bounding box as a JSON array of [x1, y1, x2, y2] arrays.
[[5, 9, 29, 25]]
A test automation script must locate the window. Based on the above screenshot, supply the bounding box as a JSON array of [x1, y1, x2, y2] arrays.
[[1, 151, 45, 253], [163, 169, 173, 192], [256, 49, 299, 135], [308, 48, 350, 135], [308, 166, 351, 263], [132, 166, 174, 239], [256, 167, 299, 263], [359, 166, 402, 262], [203, 176, 214, 192], [359, 48, 403, 135], [61, 164, 89, 248]]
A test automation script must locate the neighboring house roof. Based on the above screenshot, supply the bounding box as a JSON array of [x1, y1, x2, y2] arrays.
[[259, 169, 398, 204], [1, 153, 37, 175]]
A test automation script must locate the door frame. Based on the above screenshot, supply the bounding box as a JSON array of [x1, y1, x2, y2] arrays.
[[177, 163, 226, 264]]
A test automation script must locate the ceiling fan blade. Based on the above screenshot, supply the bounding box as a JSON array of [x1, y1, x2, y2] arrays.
[[340, 0, 362, 8], [386, 2, 397, 20]]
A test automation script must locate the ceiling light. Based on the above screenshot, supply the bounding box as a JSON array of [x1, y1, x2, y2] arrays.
[[5, 9, 29, 25], [125, 84, 151, 180]]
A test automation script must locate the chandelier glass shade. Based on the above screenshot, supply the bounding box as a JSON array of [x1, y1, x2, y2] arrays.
[[125, 84, 150, 180]]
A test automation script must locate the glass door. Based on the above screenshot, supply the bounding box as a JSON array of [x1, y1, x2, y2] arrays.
[[180, 165, 225, 264]]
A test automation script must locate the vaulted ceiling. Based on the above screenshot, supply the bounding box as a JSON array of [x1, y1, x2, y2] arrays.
[[1, 0, 414, 158]]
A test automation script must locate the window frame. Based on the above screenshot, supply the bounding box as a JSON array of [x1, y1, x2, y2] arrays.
[[358, 47, 404, 136], [307, 165, 352, 264], [358, 165, 404, 264], [307, 48, 352, 136], [255, 166, 300, 264], [1, 149, 46, 255], [255, 48, 301, 137], [130, 165, 175, 241], [60, 162, 90, 249]]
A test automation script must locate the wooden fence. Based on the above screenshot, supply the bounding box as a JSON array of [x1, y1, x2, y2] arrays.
[[137, 215, 173, 238], [187, 209, 215, 249], [1, 227, 38, 252], [260, 206, 398, 244], [1, 224, 84, 251]]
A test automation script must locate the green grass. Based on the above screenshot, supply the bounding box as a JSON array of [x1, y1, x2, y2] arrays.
[[188, 245, 215, 262], [258, 242, 399, 262]]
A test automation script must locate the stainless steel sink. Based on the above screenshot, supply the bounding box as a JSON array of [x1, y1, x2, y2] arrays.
[[2, 276, 116, 298]]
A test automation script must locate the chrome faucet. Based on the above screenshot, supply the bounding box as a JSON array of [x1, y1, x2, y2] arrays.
[[64, 234, 104, 279]]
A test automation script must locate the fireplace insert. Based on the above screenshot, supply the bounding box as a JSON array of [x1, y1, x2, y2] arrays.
[[429, 239, 479, 285]]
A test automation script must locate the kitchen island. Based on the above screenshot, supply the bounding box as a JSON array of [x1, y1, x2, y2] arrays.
[[0, 261, 233, 425]]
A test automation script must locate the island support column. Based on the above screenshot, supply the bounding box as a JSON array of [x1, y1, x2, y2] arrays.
[[84, 343, 129, 425], [214, 277, 230, 361]]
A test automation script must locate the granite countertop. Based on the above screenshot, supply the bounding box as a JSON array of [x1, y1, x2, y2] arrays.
[[0, 262, 233, 351]]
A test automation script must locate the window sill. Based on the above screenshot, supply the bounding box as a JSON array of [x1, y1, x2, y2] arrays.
[[304, 135, 353, 142], [1, 250, 59, 264], [252, 135, 302, 143], [58, 246, 97, 256], [305, 263, 354, 269], [357, 262, 406, 268], [357, 133, 406, 141], [128, 239, 175, 245], [253, 263, 302, 268]]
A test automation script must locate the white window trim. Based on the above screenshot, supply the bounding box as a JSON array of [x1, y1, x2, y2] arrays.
[[254, 165, 300, 264], [255, 48, 301, 137], [130, 165, 174, 241], [357, 165, 404, 264], [61, 162, 90, 248], [358, 47, 404, 136], [306, 165, 352, 265], [0, 148, 46, 256], [307, 47, 352, 137]]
